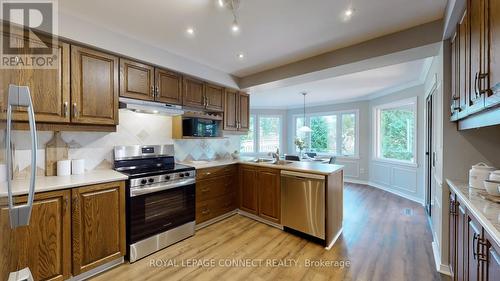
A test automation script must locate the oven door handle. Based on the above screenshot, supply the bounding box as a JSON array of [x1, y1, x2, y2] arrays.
[[130, 178, 195, 197]]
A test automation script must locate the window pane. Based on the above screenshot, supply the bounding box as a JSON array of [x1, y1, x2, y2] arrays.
[[259, 117, 280, 153], [240, 116, 255, 153], [295, 117, 308, 152], [342, 113, 356, 156], [310, 115, 337, 154], [379, 105, 415, 162]]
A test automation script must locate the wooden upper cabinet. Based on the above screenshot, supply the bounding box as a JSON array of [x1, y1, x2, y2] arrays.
[[119, 58, 154, 101], [238, 92, 250, 132], [224, 89, 238, 131], [72, 181, 125, 276], [239, 165, 258, 215], [71, 46, 119, 125], [485, 0, 500, 107], [0, 190, 71, 281], [459, 11, 469, 115], [182, 77, 205, 109], [0, 34, 70, 123], [469, 0, 486, 114], [205, 83, 224, 111], [257, 168, 281, 224], [155, 68, 182, 105]]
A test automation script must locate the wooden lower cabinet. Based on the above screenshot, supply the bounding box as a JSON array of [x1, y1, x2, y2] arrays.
[[257, 168, 280, 224], [0, 190, 71, 281], [195, 165, 238, 224], [449, 190, 500, 281], [239, 165, 258, 215], [71, 181, 125, 276]]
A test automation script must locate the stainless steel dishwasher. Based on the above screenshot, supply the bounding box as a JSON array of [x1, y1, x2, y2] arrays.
[[281, 170, 325, 239]]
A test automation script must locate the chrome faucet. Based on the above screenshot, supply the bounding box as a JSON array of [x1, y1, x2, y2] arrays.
[[269, 148, 280, 161]]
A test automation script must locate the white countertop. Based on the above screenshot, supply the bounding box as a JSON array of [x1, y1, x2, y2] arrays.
[[0, 169, 128, 197], [181, 158, 343, 176], [447, 179, 500, 247]]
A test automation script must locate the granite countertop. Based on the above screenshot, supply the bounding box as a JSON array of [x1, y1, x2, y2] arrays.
[[0, 169, 128, 197], [447, 179, 500, 247], [181, 158, 343, 176]]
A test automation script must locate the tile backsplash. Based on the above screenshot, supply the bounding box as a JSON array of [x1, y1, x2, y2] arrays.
[[11, 109, 240, 179]]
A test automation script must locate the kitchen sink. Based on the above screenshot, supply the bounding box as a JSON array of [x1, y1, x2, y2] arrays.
[[273, 160, 293, 165], [250, 158, 275, 163]]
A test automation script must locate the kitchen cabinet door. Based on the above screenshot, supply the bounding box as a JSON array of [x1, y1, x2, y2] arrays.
[[449, 193, 457, 279], [224, 89, 238, 131], [71, 46, 119, 125], [119, 59, 155, 101], [457, 203, 467, 281], [484, 232, 500, 281], [72, 181, 125, 275], [0, 34, 70, 123], [468, 215, 482, 281], [0, 190, 71, 281], [485, 0, 500, 107], [205, 83, 224, 112], [469, 0, 486, 114], [239, 165, 258, 215], [451, 32, 460, 121], [257, 168, 281, 223], [459, 10, 470, 118], [182, 77, 205, 109], [238, 92, 250, 132], [155, 68, 182, 105]]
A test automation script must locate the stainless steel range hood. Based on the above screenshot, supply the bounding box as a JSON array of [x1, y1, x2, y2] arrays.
[[119, 97, 184, 116]]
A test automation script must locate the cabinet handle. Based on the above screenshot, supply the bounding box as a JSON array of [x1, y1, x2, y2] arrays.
[[201, 188, 210, 193], [473, 72, 479, 101], [63, 102, 68, 117], [155, 86, 159, 98], [151, 85, 155, 97], [63, 197, 68, 215], [72, 103, 78, 118], [473, 233, 479, 260]]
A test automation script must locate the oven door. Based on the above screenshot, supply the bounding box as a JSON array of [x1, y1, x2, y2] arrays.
[[128, 183, 195, 244]]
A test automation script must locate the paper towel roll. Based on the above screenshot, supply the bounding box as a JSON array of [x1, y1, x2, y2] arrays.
[[57, 160, 71, 176], [72, 159, 85, 175]]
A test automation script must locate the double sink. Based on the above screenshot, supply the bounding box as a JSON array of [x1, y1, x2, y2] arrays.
[[248, 158, 294, 165]]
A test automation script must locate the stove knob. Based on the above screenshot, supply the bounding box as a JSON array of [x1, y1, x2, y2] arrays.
[[179, 173, 184, 178], [165, 175, 171, 181], [148, 178, 154, 183], [184, 172, 190, 177], [140, 179, 147, 185]]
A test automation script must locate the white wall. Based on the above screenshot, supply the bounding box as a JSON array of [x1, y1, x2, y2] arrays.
[[368, 85, 426, 204]]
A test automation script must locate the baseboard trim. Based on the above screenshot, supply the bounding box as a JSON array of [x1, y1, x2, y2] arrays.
[[345, 179, 424, 205], [237, 209, 284, 230], [432, 241, 451, 276], [325, 227, 343, 250], [68, 257, 124, 281], [195, 210, 238, 230]]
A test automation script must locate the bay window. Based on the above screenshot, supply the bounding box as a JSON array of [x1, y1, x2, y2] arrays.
[[240, 115, 282, 154]]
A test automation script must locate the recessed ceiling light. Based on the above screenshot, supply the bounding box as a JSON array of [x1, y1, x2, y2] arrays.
[[231, 20, 240, 33], [218, 0, 224, 7], [186, 27, 195, 36], [344, 8, 353, 17], [237, 53, 245, 60]]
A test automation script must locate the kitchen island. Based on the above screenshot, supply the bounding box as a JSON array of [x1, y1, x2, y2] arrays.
[[182, 158, 344, 248]]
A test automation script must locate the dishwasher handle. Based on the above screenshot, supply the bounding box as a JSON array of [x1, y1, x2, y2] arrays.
[[280, 170, 325, 180]]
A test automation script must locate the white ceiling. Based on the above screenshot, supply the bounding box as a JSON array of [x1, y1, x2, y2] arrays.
[[250, 58, 433, 109], [59, 0, 446, 77]]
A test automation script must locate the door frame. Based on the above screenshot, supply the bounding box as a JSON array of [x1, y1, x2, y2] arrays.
[[425, 83, 437, 217]]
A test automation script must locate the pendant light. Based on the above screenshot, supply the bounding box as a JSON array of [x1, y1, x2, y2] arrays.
[[298, 92, 312, 133]]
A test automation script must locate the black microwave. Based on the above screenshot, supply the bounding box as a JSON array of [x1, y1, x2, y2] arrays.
[[182, 117, 221, 137]]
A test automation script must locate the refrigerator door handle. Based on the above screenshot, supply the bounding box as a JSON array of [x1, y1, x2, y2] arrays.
[[6, 85, 37, 229]]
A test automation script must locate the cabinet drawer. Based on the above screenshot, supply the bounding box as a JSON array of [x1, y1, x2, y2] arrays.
[[196, 165, 237, 180], [196, 193, 236, 224], [197, 176, 236, 202]]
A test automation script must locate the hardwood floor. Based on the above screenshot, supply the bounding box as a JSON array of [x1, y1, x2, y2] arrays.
[[91, 183, 446, 281]]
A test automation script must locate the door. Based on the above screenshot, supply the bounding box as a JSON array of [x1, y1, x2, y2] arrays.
[[0, 34, 70, 123], [238, 92, 250, 131], [155, 68, 182, 105], [0, 190, 71, 281], [224, 89, 238, 131], [71, 46, 119, 125], [425, 93, 433, 216], [204, 83, 224, 112], [72, 182, 125, 275], [485, 0, 500, 107], [239, 166, 258, 214], [119, 59, 155, 101], [257, 168, 280, 223], [468, 215, 482, 281], [182, 77, 205, 109]]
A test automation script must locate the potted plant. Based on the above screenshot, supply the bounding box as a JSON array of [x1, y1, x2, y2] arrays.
[[294, 137, 306, 158]]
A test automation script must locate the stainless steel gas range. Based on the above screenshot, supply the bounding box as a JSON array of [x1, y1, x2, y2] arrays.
[[113, 145, 195, 262]]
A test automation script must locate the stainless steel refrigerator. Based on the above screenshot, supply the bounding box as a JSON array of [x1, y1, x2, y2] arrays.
[[1, 85, 38, 281]]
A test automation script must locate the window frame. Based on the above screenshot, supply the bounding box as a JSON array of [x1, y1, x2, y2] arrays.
[[373, 97, 418, 167], [240, 114, 283, 156], [292, 109, 360, 159]]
